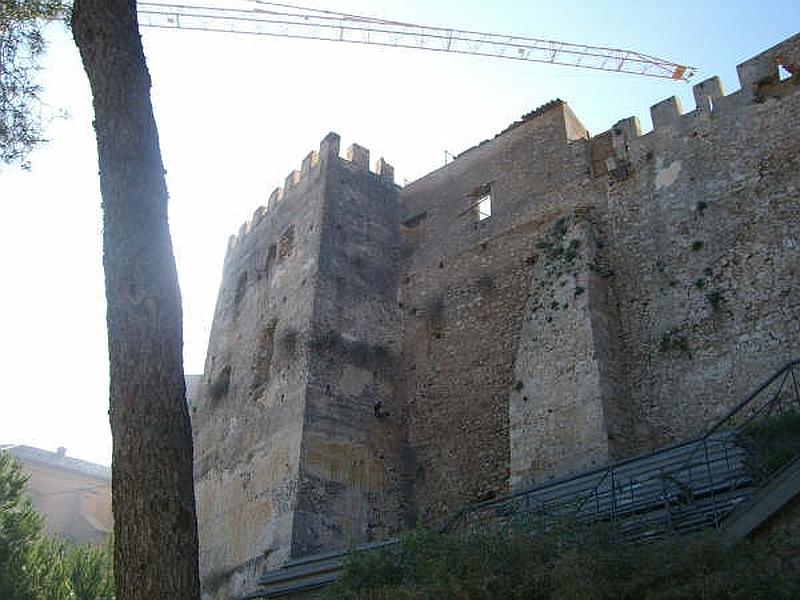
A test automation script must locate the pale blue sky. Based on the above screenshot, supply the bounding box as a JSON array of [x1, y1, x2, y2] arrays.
[[1, 1, 797, 465]]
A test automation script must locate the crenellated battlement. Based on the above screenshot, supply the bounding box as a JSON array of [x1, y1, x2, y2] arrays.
[[342, 140, 397, 185], [586, 33, 799, 180], [649, 95, 682, 128], [655, 35, 794, 131], [224, 34, 798, 259], [737, 32, 799, 101], [692, 75, 725, 113], [224, 131, 397, 257]]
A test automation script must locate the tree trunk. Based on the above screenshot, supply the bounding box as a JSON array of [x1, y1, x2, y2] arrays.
[[71, 2, 200, 598]]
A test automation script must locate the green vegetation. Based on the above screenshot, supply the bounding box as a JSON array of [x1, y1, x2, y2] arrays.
[[0, 451, 114, 600], [741, 409, 800, 476], [535, 220, 581, 264], [706, 290, 726, 310], [589, 261, 614, 278], [658, 330, 691, 359], [564, 239, 581, 262], [0, 1, 68, 166], [552, 217, 568, 239], [326, 523, 799, 599]]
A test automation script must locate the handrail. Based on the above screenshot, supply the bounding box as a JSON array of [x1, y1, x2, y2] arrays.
[[443, 358, 800, 535], [672, 359, 800, 485], [704, 359, 800, 439]]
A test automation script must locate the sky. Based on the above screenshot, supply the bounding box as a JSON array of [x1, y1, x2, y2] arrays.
[[0, 1, 798, 466]]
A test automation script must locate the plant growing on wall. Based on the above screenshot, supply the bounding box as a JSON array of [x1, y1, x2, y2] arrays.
[[659, 329, 692, 359]]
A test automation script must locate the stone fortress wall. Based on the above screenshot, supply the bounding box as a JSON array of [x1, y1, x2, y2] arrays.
[[192, 34, 800, 599], [192, 134, 404, 597]]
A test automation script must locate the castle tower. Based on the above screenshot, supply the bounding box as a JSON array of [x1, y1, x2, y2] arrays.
[[191, 133, 404, 599]]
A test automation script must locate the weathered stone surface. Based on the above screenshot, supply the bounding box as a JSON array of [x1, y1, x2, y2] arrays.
[[193, 133, 403, 599], [509, 214, 622, 488], [194, 34, 800, 599]]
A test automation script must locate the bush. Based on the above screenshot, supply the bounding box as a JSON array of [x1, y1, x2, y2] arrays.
[[326, 522, 799, 600], [0, 449, 49, 600], [741, 410, 800, 476], [0, 450, 114, 600], [64, 539, 114, 600]]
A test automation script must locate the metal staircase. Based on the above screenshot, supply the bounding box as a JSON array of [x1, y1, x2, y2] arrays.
[[444, 359, 800, 541], [241, 358, 800, 598], [442, 430, 754, 541]]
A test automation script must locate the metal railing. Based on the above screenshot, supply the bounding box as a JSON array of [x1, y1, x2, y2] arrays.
[[443, 359, 800, 541]]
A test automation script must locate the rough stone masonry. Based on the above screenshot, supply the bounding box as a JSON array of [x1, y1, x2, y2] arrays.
[[189, 34, 800, 599]]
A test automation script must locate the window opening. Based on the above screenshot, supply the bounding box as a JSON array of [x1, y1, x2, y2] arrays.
[[459, 182, 493, 220], [477, 193, 492, 221], [265, 243, 277, 274], [278, 225, 295, 260], [252, 319, 277, 391], [777, 63, 793, 82]]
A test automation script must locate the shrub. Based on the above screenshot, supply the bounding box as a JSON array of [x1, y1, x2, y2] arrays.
[[327, 522, 799, 599], [740, 410, 800, 476], [0, 451, 114, 600]]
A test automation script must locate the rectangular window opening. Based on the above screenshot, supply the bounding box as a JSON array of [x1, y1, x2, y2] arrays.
[[477, 193, 492, 221], [278, 225, 295, 260]]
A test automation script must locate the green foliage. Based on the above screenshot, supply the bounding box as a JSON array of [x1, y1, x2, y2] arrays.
[[741, 409, 800, 476], [0, 449, 47, 600], [24, 538, 72, 600], [0, 0, 67, 166], [0, 450, 114, 600], [552, 217, 568, 240], [536, 219, 581, 265], [706, 290, 726, 310], [564, 238, 581, 262], [327, 523, 800, 600], [64, 539, 114, 600], [589, 261, 614, 278], [658, 330, 691, 358]]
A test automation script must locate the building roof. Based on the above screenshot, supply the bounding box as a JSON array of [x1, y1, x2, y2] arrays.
[[1, 444, 111, 481]]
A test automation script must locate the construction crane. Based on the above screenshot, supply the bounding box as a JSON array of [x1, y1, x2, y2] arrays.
[[137, 1, 695, 81]]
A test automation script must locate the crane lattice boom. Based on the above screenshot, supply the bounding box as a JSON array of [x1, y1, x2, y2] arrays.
[[137, 1, 694, 81]]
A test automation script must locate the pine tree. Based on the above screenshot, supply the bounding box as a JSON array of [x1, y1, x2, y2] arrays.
[[65, 539, 115, 600], [0, 0, 67, 166], [0, 450, 58, 599], [0, 451, 116, 599], [71, 1, 201, 597]]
